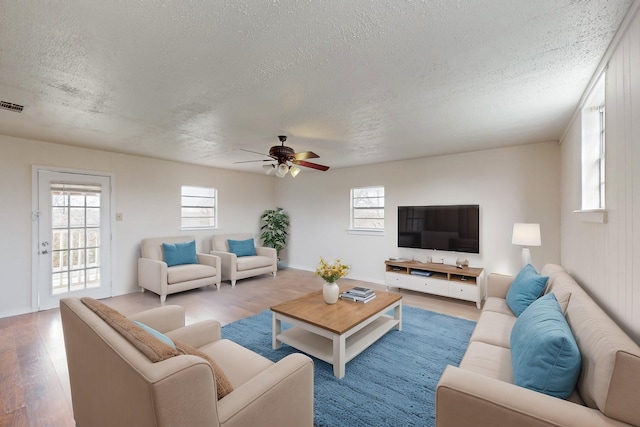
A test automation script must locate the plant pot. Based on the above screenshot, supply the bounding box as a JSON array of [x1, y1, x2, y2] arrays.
[[323, 281, 340, 304]]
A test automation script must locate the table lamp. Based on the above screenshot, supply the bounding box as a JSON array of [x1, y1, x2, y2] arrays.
[[512, 223, 541, 267]]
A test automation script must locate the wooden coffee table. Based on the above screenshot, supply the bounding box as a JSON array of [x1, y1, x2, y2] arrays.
[[271, 287, 402, 378]]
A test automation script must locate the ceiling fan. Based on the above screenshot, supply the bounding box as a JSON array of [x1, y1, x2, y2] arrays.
[[236, 135, 330, 178]]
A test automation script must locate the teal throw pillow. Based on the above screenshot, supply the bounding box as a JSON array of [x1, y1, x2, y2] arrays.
[[162, 240, 199, 267], [133, 321, 176, 349], [228, 238, 257, 257], [506, 264, 548, 316], [510, 293, 581, 399]]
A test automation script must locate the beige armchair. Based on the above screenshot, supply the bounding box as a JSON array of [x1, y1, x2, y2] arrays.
[[210, 233, 277, 287], [60, 297, 314, 427], [138, 235, 221, 302]]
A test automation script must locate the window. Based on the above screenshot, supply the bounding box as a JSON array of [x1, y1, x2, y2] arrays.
[[581, 72, 606, 210], [350, 186, 384, 231], [181, 186, 217, 229]]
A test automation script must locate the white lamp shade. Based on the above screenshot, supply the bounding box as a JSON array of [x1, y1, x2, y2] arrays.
[[512, 223, 541, 246], [276, 163, 289, 178], [263, 164, 274, 175], [289, 165, 301, 177]]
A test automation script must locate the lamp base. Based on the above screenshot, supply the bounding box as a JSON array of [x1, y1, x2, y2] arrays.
[[521, 247, 532, 268]]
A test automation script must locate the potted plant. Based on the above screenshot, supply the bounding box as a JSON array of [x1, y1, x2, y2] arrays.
[[260, 207, 290, 260]]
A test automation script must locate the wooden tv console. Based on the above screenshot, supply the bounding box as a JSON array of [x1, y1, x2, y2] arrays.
[[385, 260, 485, 309]]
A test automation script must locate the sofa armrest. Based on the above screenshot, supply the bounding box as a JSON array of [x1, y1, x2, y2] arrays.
[[137, 257, 168, 295], [211, 250, 238, 280], [197, 253, 221, 270], [255, 246, 277, 261], [436, 366, 620, 427], [217, 353, 314, 427], [165, 319, 222, 347], [487, 273, 514, 299], [127, 305, 185, 333]]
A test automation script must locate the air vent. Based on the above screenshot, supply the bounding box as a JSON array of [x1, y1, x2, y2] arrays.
[[0, 100, 25, 113]]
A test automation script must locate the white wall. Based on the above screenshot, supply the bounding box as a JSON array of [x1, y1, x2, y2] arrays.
[[276, 141, 561, 285], [560, 8, 640, 341], [0, 135, 275, 318]]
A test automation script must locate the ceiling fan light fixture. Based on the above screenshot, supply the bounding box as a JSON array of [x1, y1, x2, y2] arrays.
[[276, 163, 289, 178], [289, 165, 301, 177], [263, 164, 274, 175]]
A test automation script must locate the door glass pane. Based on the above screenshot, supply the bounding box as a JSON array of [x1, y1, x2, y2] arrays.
[[52, 272, 69, 295], [70, 229, 84, 249], [86, 268, 100, 288], [86, 207, 100, 227], [52, 208, 68, 227], [69, 208, 85, 227]]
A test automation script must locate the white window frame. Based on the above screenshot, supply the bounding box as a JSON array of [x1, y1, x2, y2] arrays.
[[576, 71, 607, 223], [349, 185, 384, 235], [181, 186, 217, 230]]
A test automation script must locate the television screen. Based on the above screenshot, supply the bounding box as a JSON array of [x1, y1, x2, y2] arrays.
[[397, 205, 479, 254]]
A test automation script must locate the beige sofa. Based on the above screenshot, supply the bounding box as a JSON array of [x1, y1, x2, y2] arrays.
[[60, 297, 314, 427], [210, 233, 277, 287], [436, 264, 640, 426], [138, 235, 221, 302]]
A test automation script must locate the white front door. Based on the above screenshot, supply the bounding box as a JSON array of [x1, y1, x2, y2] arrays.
[[34, 169, 112, 310]]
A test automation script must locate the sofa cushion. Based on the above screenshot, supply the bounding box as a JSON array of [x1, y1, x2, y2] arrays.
[[162, 240, 199, 267], [469, 311, 516, 349], [81, 297, 180, 362], [227, 238, 257, 257], [200, 338, 274, 389], [236, 255, 274, 271], [506, 264, 548, 316], [552, 291, 571, 315], [460, 341, 514, 383], [511, 293, 581, 399], [167, 264, 217, 284], [482, 297, 516, 317]]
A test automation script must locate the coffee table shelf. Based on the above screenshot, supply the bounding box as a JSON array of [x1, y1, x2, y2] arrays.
[[276, 313, 400, 366]]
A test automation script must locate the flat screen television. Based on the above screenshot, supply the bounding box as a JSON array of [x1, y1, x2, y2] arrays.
[[397, 205, 480, 254]]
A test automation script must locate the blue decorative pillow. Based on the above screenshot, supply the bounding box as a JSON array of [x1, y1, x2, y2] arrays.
[[162, 240, 199, 267], [506, 264, 548, 316], [228, 238, 257, 257], [133, 321, 176, 349], [510, 293, 581, 399]]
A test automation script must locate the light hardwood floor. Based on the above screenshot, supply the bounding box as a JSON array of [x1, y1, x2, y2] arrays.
[[0, 268, 480, 427]]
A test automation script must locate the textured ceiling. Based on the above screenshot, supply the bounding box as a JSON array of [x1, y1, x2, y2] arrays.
[[0, 1, 634, 174]]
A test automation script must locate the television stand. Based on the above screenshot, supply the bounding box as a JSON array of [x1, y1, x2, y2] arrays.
[[384, 260, 485, 309]]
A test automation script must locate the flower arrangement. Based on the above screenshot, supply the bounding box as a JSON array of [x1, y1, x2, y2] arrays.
[[315, 257, 350, 283]]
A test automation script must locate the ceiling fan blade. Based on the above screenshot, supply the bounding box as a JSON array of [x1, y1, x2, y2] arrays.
[[293, 151, 319, 161], [293, 160, 330, 171], [233, 159, 276, 164], [240, 148, 271, 157]]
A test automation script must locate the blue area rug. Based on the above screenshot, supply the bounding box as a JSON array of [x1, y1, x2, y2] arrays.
[[222, 306, 475, 427]]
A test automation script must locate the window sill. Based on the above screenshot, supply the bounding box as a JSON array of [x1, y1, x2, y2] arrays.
[[347, 229, 384, 236], [573, 209, 607, 223], [181, 226, 219, 231]]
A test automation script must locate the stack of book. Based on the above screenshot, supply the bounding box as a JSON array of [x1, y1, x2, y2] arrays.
[[340, 287, 376, 303]]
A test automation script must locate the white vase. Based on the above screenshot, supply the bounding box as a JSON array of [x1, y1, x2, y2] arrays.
[[323, 281, 340, 304]]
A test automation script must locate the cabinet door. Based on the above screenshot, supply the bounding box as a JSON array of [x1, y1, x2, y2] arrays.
[[385, 272, 407, 287], [406, 275, 449, 296], [449, 283, 477, 302]]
